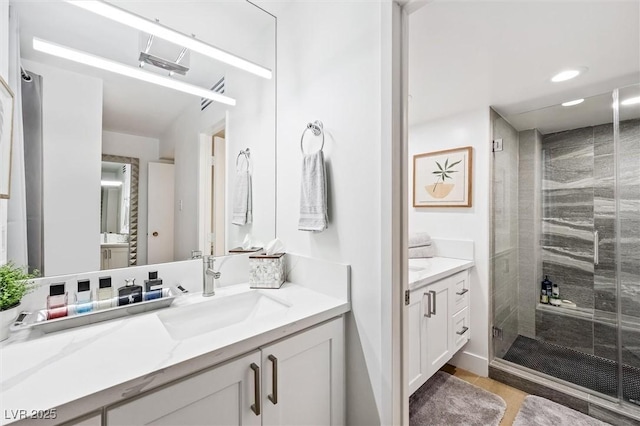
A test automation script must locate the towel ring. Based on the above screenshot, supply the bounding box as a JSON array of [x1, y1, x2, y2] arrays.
[[300, 120, 324, 154], [236, 148, 250, 172]]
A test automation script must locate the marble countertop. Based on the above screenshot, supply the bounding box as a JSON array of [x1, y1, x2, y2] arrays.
[[408, 257, 474, 290], [0, 283, 350, 425]]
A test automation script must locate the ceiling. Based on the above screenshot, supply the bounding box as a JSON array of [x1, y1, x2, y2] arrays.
[[14, 0, 274, 138], [408, 1, 640, 130]]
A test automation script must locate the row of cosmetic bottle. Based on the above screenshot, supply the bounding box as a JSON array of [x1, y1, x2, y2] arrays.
[[46, 271, 167, 320]]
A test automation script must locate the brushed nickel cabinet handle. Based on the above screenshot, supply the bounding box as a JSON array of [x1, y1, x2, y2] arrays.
[[430, 290, 436, 315], [250, 363, 261, 416], [456, 288, 469, 296], [268, 355, 278, 404], [456, 326, 469, 335], [423, 292, 431, 318]]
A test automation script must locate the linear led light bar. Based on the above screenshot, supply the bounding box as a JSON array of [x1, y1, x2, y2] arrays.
[[33, 38, 236, 106], [65, 0, 273, 80], [101, 180, 123, 187]]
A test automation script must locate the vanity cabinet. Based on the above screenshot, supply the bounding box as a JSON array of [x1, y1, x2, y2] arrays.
[[100, 246, 129, 270], [408, 269, 470, 395], [105, 318, 344, 426]]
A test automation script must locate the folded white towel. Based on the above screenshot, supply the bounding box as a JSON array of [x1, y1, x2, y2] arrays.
[[232, 170, 252, 226], [409, 245, 435, 259], [298, 150, 328, 232], [409, 232, 432, 248]]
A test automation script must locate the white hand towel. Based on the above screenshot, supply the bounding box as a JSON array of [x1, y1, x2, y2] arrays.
[[409, 245, 435, 259], [409, 232, 432, 248], [298, 150, 328, 232], [232, 170, 252, 226]]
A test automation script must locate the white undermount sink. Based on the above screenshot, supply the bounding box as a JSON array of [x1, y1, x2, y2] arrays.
[[157, 291, 291, 340]]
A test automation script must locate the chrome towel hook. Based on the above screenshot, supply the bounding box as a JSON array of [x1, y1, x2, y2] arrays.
[[300, 120, 324, 154], [236, 148, 250, 172]]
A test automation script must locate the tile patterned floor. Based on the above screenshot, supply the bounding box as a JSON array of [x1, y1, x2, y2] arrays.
[[440, 364, 528, 425]]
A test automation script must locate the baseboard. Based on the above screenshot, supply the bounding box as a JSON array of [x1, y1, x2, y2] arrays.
[[450, 349, 488, 377]]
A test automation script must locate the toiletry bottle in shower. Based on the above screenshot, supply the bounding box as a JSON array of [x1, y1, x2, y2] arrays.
[[47, 283, 68, 320], [118, 278, 143, 306], [540, 276, 551, 304], [96, 276, 114, 310], [552, 283, 559, 299], [75, 279, 93, 314]]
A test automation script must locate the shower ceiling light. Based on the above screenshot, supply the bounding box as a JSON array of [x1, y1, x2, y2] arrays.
[[561, 99, 584, 107], [33, 38, 236, 106], [65, 0, 272, 80], [551, 68, 586, 83], [621, 96, 640, 106]]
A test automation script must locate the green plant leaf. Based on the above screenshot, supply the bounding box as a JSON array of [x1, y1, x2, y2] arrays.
[[432, 171, 441, 175], [444, 158, 449, 169], [435, 161, 443, 171], [448, 159, 462, 170], [0, 262, 39, 311]]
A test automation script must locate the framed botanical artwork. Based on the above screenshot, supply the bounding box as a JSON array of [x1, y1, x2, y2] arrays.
[[413, 146, 473, 208], [0, 74, 14, 199]]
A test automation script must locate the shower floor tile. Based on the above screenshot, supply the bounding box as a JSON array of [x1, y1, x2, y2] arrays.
[[503, 335, 640, 405]]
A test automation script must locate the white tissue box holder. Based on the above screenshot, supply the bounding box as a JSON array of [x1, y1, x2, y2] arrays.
[[249, 252, 286, 289]]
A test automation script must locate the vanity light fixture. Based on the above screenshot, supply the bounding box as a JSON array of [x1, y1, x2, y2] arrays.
[[551, 67, 587, 83], [33, 38, 236, 106], [621, 96, 640, 106], [561, 99, 584, 107], [101, 180, 123, 187], [65, 0, 272, 80]]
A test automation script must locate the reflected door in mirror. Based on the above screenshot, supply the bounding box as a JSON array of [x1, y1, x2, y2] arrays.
[[148, 162, 175, 264]]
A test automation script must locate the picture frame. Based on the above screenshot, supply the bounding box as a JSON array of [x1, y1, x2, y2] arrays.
[[0, 75, 15, 199], [413, 146, 473, 208]]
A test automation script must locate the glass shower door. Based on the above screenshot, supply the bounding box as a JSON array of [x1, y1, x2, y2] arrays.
[[616, 84, 640, 408]]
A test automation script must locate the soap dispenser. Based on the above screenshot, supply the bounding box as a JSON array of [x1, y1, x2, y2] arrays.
[[540, 276, 552, 304], [118, 278, 143, 306]]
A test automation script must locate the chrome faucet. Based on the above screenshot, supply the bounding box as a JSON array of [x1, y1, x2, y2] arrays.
[[203, 256, 220, 297]]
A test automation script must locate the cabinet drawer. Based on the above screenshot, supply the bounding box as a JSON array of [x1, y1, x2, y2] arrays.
[[452, 307, 470, 350], [451, 271, 469, 314]]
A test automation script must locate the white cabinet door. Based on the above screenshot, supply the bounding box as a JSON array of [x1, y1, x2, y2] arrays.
[[147, 162, 175, 264], [424, 278, 452, 378], [408, 288, 427, 395], [106, 351, 261, 426], [261, 318, 344, 426], [109, 247, 129, 269], [63, 413, 102, 426]]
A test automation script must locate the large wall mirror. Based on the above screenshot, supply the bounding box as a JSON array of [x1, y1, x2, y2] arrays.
[[11, 0, 276, 277]]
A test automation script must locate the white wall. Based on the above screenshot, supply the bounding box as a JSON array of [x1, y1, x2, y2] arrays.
[[0, 2, 9, 265], [22, 59, 102, 277], [408, 108, 491, 376], [260, 1, 392, 424], [102, 131, 160, 265]]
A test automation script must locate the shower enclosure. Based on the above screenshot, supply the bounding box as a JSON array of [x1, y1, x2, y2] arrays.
[[490, 84, 640, 417]]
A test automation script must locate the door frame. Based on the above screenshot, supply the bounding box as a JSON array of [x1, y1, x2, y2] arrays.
[[197, 116, 227, 256]]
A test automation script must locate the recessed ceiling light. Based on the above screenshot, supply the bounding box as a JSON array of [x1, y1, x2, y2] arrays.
[[561, 99, 584, 107], [551, 68, 586, 83], [621, 96, 640, 106]]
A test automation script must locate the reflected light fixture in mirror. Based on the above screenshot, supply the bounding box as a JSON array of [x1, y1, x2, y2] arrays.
[[622, 96, 640, 106], [65, 0, 273, 79], [32, 38, 237, 105]]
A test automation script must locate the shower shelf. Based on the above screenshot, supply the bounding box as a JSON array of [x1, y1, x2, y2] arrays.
[[536, 303, 640, 330]]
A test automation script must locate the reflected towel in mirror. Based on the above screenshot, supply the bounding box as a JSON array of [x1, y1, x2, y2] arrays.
[[409, 232, 432, 248], [409, 245, 435, 259], [299, 150, 328, 232], [232, 170, 252, 226]]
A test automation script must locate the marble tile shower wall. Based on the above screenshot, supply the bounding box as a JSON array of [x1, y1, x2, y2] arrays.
[[537, 119, 640, 365], [518, 129, 542, 339], [491, 109, 520, 358]]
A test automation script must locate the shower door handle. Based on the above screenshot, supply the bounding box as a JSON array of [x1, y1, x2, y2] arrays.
[[594, 230, 599, 265]]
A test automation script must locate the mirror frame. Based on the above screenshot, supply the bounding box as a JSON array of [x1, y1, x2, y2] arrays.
[[101, 153, 139, 267]]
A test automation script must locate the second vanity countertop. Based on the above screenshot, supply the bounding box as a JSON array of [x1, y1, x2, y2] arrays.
[[0, 282, 350, 425], [408, 256, 474, 290]]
